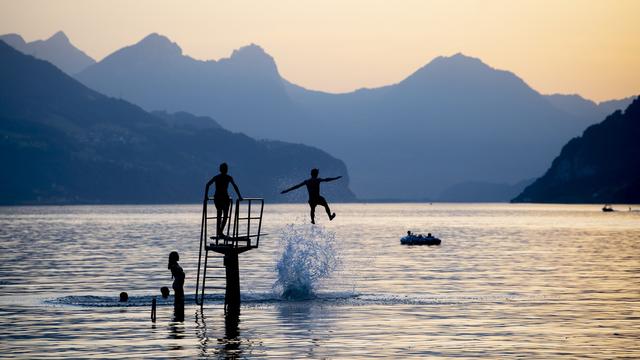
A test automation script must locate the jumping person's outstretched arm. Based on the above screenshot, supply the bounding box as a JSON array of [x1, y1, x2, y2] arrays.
[[230, 177, 243, 200], [281, 181, 306, 194], [321, 176, 342, 182]]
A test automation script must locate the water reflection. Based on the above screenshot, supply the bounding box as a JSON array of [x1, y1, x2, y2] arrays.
[[1, 204, 639, 358], [276, 301, 336, 358], [195, 307, 245, 359], [167, 321, 185, 351], [221, 308, 242, 358]]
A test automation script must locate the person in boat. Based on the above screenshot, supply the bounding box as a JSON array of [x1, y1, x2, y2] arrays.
[[281, 168, 341, 224], [407, 231, 412, 237], [205, 163, 243, 238], [427, 233, 433, 238], [168, 251, 185, 321]]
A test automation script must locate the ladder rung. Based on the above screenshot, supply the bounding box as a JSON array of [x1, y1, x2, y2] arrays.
[[206, 276, 226, 279], [235, 217, 262, 220], [204, 286, 226, 289]]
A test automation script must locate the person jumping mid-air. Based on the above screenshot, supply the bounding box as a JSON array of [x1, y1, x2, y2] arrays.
[[205, 162, 242, 238], [281, 168, 342, 224]]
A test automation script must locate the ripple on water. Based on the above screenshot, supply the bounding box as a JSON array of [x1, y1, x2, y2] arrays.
[[0, 203, 639, 358]]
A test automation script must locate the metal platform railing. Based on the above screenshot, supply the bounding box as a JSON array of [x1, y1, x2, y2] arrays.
[[195, 197, 265, 306]]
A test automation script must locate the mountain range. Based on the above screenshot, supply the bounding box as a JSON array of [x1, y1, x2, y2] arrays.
[[545, 94, 635, 125], [2, 31, 636, 201], [76, 34, 298, 137], [513, 97, 639, 203], [0, 31, 95, 74], [0, 40, 355, 204], [69, 33, 633, 199]]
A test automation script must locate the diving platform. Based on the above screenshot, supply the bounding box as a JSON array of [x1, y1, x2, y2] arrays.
[[195, 196, 265, 312]]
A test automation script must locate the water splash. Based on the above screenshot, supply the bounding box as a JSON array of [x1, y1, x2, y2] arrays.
[[274, 224, 341, 300]]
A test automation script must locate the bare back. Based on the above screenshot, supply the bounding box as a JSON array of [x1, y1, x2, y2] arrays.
[[212, 174, 234, 200]]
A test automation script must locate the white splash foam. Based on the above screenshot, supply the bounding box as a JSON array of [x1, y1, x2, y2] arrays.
[[273, 224, 341, 300]]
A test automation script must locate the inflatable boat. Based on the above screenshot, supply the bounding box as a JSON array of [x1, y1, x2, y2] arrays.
[[401, 234, 441, 246]]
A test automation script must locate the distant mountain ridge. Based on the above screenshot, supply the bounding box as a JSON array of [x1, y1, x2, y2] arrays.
[[72, 34, 636, 199], [9, 31, 632, 200], [0, 40, 355, 204], [76, 33, 298, 138], [0, 31, 95, 74], [282, 53, 587, 198], [544, 93, 635, 125], [513, 96, 640, 203]]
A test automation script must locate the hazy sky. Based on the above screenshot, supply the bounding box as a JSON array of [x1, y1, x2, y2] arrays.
[[1, 0, 638, 101]]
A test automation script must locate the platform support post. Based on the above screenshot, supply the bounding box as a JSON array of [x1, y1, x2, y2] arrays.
[[224, 251, 241, 313]]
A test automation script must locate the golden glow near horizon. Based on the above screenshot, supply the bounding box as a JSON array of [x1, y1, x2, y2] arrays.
[[0, 0, 638, 101]]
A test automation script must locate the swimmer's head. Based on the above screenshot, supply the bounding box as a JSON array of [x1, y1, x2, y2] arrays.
[[219, 162, 228, 174], [311, 168, 319, 178], [119, 292, 128, 302], [160, 286, 170, 298]]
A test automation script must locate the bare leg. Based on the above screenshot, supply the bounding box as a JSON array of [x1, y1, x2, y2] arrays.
[[324, 203, 332, 218], [321, 199, 336, 220], [216, 207, 224, 238], [220, 207, 229, 235], [310, 203, 316, 224]]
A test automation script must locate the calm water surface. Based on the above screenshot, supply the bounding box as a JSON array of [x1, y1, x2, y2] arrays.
[[0, 203, 639, 358]]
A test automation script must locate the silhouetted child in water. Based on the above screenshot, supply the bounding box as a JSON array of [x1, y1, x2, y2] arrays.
[[168, 251, 185, 320], [205, 162, 243, 238], [281, 168, 342, 224], [160, 286, 170, 299]]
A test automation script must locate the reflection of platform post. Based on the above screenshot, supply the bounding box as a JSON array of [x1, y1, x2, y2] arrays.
[[195, 198, 265, 311]]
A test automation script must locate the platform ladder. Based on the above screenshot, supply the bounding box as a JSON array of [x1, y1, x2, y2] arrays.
[[195, 197, 265, 309]]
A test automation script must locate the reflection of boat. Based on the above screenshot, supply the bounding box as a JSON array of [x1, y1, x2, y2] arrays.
[[602, 204, 615, 212], [401, 233, 441, 246]]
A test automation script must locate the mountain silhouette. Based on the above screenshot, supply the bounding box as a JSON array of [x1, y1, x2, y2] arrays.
[[513, 96, 640, 203], [0, 40, 355, 204], [285, 53, 588, 198], [545, 94, 635, 125], [71, 33, 634, 199], [150, 110, 223, 130], [0, 31, 95, 74], [76, 34, 299, 137]]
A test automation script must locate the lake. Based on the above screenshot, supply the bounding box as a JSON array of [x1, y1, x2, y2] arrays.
[[0, 203, 638, 358]]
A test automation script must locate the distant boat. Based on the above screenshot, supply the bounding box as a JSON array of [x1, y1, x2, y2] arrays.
[[602, 204, 615, 212], [401, 233, 441, 246]]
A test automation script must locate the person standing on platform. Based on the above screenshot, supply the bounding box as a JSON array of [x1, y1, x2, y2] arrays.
[[205, 163, 243, 238]]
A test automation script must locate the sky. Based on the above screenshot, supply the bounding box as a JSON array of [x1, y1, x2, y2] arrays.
[[0, 0, 638, 101]]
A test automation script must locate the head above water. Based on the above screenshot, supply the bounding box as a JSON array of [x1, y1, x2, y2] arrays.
[[160, 286, 170, 298], [310, 168, 319, 178], [119, 292, 128, 302], [219, 162, 228, 174], [168, 251, 180, 269]]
